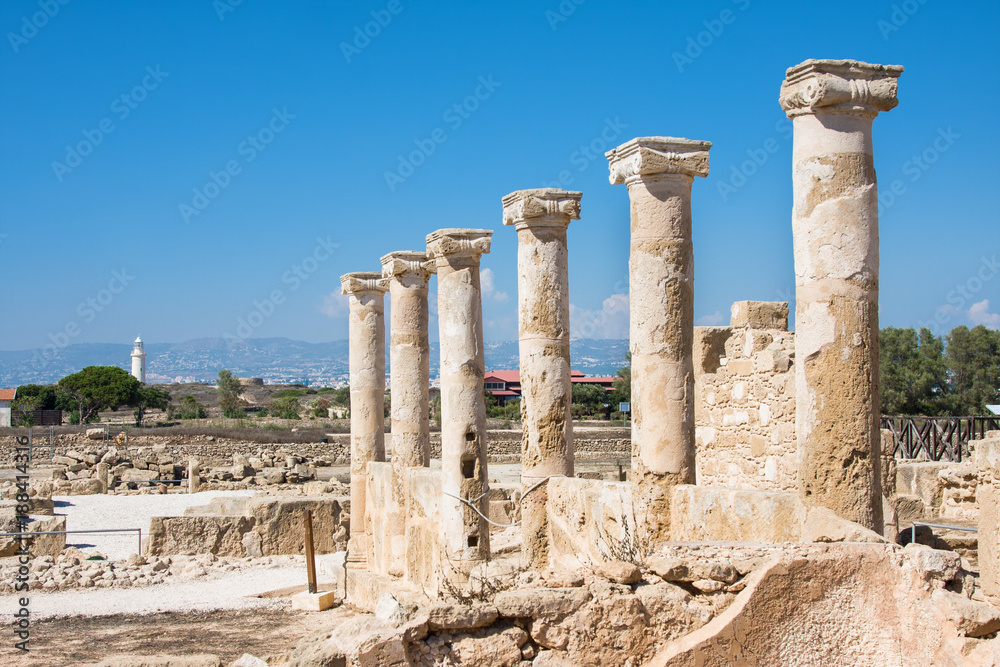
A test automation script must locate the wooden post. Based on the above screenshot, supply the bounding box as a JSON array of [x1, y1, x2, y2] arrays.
[[304, 510, 317, 594]]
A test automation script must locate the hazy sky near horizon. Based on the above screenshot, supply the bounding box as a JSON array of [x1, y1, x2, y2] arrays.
[[1, 0, 998, 352]]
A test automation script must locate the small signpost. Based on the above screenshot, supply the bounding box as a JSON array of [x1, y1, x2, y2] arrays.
[[619, 402, 630, 431]]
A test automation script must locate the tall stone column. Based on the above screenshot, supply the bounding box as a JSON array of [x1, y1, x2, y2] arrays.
[[606, 137, 711, 542], [780, 59, 902, 530], [341, 272, 389, 566], [426, 228, 492, 579], [380, 251, 434, 576], [502, 188, 580, 569]]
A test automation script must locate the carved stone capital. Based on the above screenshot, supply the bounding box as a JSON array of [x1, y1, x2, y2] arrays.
[[380, 251, 435, 279], [779, 59, 903, 118], [501, 188, 582, 230], [340, 272, 389, 296], [606, 137, 712, 185], [426, 228, 493, 261]]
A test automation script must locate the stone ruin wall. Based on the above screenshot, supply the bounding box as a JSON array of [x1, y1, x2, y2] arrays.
[[694, 300, 797, 493]]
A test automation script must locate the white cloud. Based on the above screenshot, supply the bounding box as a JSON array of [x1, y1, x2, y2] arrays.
[[480, 268, 509, 303], [969, 299, 1000, 329], [570, 292, 629, 339], [320, 292, 349, 318], [697, 310, 725, 326]]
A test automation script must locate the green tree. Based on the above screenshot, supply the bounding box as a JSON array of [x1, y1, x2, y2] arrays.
[[133, 385, 172, 427], [879, 327, 949, 415], [311, 398, 332, 418], [608, 352, 632, 408], [176, 395, 207, 419], [58, 366, 139, 424], [945, 325, 1000, 415], [329, 386, 351, 406], [217, 369, 244, 418], [572, 383, 608, 416], [270, 396, 301, 420]]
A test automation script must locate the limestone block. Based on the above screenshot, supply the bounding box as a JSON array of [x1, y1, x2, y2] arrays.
[[729, 301, 788, 330], [693, 327, 731, 375], [122, 469, 159, 482], [68, 478, 104, 495], [145, 515, 254, 556], [85, 428, 105, 440], [426, 602, 499, 631], [247, 497, 347, 556], [931, 589, 1000, 638], [494, 587, 591, 619], [451, 633, 523, 667]]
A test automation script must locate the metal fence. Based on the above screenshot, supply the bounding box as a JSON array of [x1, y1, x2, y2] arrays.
[[882, 416, 1000, 462]]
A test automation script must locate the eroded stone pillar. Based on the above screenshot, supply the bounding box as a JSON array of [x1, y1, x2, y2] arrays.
[[780, 59, 902, 531], [426, 228, 492, 579], [341, 271, 389, 566], [606, 137, 711, 541], [380, 250, 434, 576], [502, 188, 580, 569]]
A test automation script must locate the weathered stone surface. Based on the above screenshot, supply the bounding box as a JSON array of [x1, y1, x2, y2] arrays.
[[503, 188, 580, 570], [606, 136, 710, 543], [285, 614, 411, 667], [451, 632, 522, 667], [89, 654, 223, 666], [905, 544, 961, 583], [122, 469, 159, 482], [494, 587, 591, 619], [426, 602, 498, 631], [427, 228, 493, 576], [145, 515, 254, 557], [374, 593, 411, 627], [86, 428, 105, 440], [931, 589, 1000, 638], [341, 271, 389, 568], [782, 59, 902, 532], [594, 559, 641, 585]]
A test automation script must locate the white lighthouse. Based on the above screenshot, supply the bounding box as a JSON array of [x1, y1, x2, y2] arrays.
[[130, 336, 146, 383]]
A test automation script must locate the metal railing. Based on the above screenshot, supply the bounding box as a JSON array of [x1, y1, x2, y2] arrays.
[[882, 416, 1000, 462], [0, 528, 142, 555]]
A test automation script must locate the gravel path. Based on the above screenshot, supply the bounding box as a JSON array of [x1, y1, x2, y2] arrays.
[[54, 490, 256, 559], [4, 564, 306, 619]]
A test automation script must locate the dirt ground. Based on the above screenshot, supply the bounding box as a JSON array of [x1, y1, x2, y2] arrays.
[[0, 607, 343, 667]]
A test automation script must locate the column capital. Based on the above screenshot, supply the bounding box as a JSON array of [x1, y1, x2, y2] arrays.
[[779, 59, 903, 119], [340, 272, 389, 296], [501, 188, 581, 231], [380, 251, 436, 279], [606, 137, 711, 185], [426, 228, 493, 261]]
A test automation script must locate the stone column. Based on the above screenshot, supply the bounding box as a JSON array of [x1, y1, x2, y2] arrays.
[[426, 229, 492, 579], [380, 250, 434, 576], [502, 188, 580, 569], [606, 137, 711, 542], [341, 272, 390, 566], [186, 459, 200, 494], [780, 59, 902, 531]]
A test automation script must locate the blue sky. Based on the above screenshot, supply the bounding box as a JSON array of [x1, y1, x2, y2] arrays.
[[1, 0, 998, 352]]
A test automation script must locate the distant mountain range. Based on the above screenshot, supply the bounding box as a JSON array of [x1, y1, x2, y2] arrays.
[[0, 337, 629, 387]]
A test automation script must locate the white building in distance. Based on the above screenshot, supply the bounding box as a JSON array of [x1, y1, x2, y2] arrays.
[[130, 336, 146, 383]]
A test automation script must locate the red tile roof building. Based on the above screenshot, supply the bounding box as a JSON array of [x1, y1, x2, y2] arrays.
[[484, 370, 615, 404]]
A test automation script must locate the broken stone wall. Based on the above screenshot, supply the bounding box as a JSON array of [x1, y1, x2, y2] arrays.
[[694, 301, 796, 493]]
